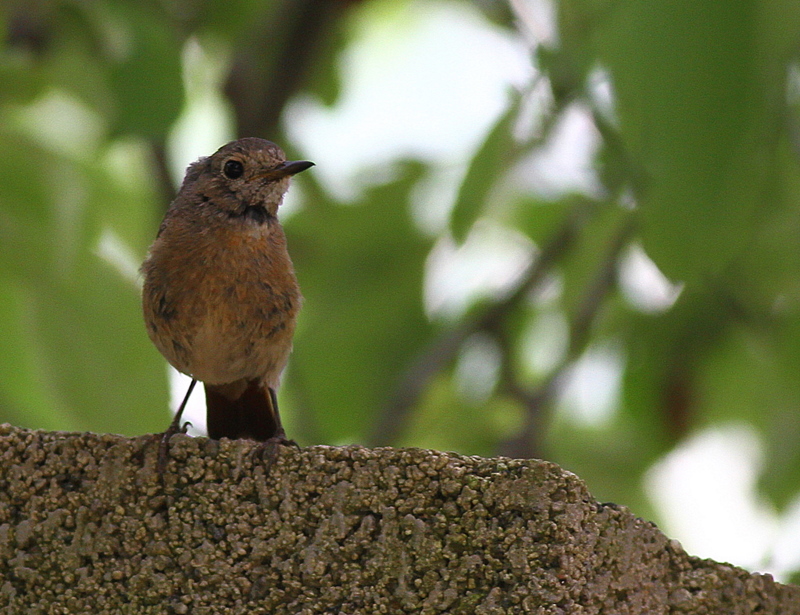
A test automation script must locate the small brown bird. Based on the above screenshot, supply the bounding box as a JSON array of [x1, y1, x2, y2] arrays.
[[141, 138, 312, 454]]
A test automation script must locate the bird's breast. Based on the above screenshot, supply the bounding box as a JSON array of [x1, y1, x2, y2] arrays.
[[143, 219, 301, 384]]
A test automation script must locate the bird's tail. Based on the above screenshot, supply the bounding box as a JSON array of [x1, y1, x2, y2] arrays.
[[204, 379, 281, 441]]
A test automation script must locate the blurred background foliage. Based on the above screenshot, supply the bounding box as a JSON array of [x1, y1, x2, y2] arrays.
[[3, 0, 800, 579]]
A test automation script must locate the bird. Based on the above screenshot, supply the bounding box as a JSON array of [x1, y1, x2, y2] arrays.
[[141, 137, 312, 464]]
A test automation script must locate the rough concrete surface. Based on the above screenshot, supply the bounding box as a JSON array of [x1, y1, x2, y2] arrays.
[[0, 424, 797, 614]]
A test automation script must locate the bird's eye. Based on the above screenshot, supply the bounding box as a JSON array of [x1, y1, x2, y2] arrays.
[[223, 159, 244, 179]]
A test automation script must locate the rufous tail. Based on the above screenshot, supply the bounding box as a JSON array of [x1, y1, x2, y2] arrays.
[[204, 379, 284, 441]]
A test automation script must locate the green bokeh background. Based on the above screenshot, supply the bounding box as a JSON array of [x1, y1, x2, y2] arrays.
[[2, 0, 800, 577]]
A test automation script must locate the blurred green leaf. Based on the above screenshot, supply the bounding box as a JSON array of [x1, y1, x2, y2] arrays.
[[194, 0, 270, 39], [25, 254, 169, 435], [558, 201, 627, 324], [0, 14, 49, 107], [286, 162, 436, 443], [598, 0, 800, 282], [619, 288, 733, 455], [103, 2, 184, 138], [694, 318, 800, 509], [0, 279, 69, 430], [0, 134, 168, 435], [510, 194, 575, 246], [401, 372, 523, 456], [450, 90, 522, 243], [91, 139, 163, 255], [0, 133, 61, 279]]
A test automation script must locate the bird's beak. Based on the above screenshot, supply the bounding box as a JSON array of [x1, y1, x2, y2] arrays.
[[258, 160, 315, 181]]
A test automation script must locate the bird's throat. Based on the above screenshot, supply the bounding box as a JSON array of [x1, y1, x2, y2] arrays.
[[236, 204, 272, 225]]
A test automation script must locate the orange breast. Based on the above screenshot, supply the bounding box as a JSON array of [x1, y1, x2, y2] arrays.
[[142, 217, 301, 385]]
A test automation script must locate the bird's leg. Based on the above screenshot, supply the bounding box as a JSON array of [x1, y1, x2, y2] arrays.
[[267, 387, 297, 446], [254, 387, 299, 473], [157, 378, 197, 473]]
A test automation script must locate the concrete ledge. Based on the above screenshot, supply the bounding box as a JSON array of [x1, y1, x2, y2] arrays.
[[0, 425, 797, 613]]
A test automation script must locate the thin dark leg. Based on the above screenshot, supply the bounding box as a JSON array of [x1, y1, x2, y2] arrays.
[[268, 387, 287, 439], [254, 387, 299, 473], [158, 378, 197, 473], [169, 378, 197, 431], [267, 386, 298, 446]]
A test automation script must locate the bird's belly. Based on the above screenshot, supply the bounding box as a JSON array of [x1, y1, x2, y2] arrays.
[[184, 319, 285, 384], [149, 289, 297, 387], [144, 228, 301, 387]]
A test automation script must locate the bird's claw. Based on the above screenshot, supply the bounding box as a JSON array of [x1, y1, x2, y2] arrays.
[[251, 433, 299, 475], [156, 420, 192, 475]]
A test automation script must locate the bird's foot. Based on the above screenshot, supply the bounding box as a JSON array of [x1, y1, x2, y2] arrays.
[[251, 432, 299, 475], [154, 378, 197, 478], [156, 419, 192, 475]]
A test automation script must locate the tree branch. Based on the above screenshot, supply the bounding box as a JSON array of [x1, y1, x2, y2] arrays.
[[368, 204, 588, 446], [225, 0, 361, 139], [499, 214, 636, 458]]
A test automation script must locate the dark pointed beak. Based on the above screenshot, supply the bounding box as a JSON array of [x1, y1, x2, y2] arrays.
[[258, 160, 314, 181]]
